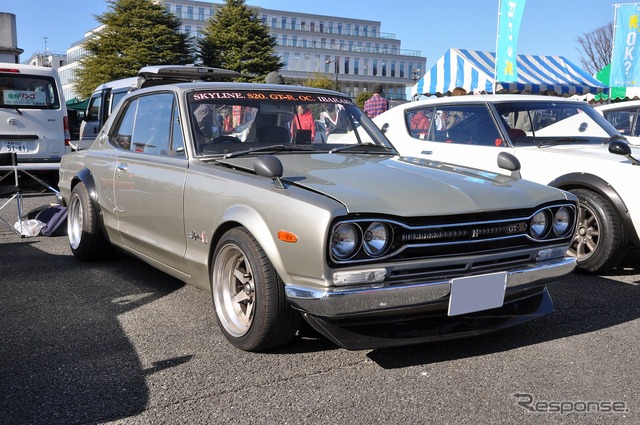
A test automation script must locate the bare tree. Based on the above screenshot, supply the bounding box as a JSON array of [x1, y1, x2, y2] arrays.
[[577, 22, 613, 75]]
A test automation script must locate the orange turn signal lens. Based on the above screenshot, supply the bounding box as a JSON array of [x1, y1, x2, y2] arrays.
[[277, 231, 298, 243]]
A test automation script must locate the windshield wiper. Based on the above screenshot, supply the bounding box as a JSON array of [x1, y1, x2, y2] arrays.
[[224, 144, 313, 159], [537, 137, 591, 147], [0, 105, 23, 115], [329, 143, 396, 154]]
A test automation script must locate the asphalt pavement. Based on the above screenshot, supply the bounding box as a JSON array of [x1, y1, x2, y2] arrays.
[[1, 194, 638, 424]]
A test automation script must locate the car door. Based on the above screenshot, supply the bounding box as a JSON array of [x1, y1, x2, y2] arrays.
[[404, 104, 512, 175], [111, 91, 189, 272]]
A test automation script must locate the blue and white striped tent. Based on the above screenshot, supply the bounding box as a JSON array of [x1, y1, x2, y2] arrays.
[[411, 48, 608, 98]]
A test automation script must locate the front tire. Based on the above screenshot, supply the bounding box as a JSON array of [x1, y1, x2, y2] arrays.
[[211, 227, 300, 351], [67, 182, 114, 261], [567, 188, 628, 273]]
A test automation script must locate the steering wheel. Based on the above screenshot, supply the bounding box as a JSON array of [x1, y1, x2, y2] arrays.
[[211, 135, 241, 143]]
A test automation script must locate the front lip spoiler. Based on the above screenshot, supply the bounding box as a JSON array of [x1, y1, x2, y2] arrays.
[[285, 257, 576, 318], [302, 287, 554, 350]]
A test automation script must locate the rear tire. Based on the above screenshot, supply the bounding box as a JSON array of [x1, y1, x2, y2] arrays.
[[568, 188, 628, 273], [67, 182, 114, 261], [211, 227, 300, 351]]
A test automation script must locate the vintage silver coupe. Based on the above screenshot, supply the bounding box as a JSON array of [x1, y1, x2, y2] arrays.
[[58, 81, 578, 351]]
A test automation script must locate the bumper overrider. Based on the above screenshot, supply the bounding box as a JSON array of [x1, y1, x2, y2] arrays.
[[285, 257, 576, 350]]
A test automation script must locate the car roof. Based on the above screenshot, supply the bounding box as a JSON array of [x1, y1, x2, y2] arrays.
[[136, 81, 348, 97], [408, 94, 586, 108]]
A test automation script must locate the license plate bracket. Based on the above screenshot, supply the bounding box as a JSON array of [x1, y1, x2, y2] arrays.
[[448, 271, 507, 316]]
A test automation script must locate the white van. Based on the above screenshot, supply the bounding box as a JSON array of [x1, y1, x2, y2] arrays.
[[78, 65, 238, 148], [0, 63, 70, 177]]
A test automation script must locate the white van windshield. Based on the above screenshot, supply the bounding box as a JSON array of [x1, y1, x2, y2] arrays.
[[0, 73, 61, 109]]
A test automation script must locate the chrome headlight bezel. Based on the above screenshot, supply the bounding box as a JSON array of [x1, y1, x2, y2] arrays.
[[330, 223, 360, 260], [362, 221, 391, 257], [529, 210, 550, 239], [552, 206, 572, 237]]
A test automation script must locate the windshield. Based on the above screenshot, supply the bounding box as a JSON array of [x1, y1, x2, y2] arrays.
[[187, 89, 392, 156], [493, 101, 622, 146]]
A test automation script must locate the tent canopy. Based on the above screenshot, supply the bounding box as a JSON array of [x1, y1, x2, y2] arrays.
[[592, 63, 640, 101], [411, 48, 608, 98], [65, 97, 89, 111]]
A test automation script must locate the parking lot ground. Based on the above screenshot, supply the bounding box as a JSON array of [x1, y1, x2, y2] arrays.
[[1, 195, 638, 424]]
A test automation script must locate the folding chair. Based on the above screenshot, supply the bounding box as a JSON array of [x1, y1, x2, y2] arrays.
[[0, 152, 24, 237]]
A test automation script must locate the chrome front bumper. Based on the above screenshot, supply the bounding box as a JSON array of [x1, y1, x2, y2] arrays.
[[285, 257, 576, 318]]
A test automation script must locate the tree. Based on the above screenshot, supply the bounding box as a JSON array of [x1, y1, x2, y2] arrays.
[[303, 73, 334, 90], [75, 0, 194, 98], [356, 92, 373, 110], [577, 22, 613, 75], [198, 0, 283, 82]]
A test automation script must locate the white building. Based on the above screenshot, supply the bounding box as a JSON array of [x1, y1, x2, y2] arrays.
[[55, 1, 427, 102], [168, 1, 426, 101]]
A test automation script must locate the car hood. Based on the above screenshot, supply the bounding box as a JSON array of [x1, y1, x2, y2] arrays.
[[221, 154, 571, 215]]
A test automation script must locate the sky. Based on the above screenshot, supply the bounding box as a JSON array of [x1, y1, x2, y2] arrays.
[[2, 0, 619, 71]]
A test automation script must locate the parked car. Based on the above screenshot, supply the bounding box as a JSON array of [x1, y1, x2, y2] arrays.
[[0, 63, 70, 183], [595, 100, 640, 145], [58, 83, 578, 351], [374, 94, 640, 273]]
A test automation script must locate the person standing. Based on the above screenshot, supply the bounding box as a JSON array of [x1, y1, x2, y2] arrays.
[[364, 83, 389, 118], [291, 105, 316, 143]]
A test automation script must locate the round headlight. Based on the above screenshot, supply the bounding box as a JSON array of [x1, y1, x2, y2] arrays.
[[331, 223, 359, 260], [363, 222, 389, 257], [530, 210, 549, 239], [552, 207, 572, 236]]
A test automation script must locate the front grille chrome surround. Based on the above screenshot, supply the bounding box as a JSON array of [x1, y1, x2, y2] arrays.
[[329, 203, 577, 266]]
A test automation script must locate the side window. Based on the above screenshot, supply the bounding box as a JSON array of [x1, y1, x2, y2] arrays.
[[404, 108, 433, 140], [632, 110, 640, 137], [110, 98, 137, 151], [110, 93, 183, 156], [110, 90, 128, 115], [130, 93, 173, 155], [603, 110, 632, 136], [432, 105, 502, 146], [85, 94, 102, 122]]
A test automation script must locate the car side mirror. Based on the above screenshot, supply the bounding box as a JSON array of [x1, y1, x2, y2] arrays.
[[609, 140, 640, 165], [380, 123, 388, 134], [254, 155, 285, 188], [497, 152, 521, 179]]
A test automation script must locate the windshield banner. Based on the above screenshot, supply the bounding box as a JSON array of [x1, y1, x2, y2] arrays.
[[611, 3, 640, 87], [495, 0, 526, 83]]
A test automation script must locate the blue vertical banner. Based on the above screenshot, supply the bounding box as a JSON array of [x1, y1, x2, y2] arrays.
[[495, 0, 526, 83], [611, 3, 640, 87]]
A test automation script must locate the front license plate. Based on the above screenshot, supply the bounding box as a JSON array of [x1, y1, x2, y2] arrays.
[[448, 271, 507, 316], [0, 141, 29, 153]]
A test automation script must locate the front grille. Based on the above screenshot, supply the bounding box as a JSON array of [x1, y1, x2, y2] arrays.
[[329, 201, 576, 267]]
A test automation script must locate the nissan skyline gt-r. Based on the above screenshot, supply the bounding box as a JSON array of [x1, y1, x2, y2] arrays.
[[375, 94, 639, 274], [58, 83, 578, 351]]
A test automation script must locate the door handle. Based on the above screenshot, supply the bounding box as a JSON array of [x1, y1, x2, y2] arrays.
[[116, 163, 128, 178], [421, 150, 433, 155]]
